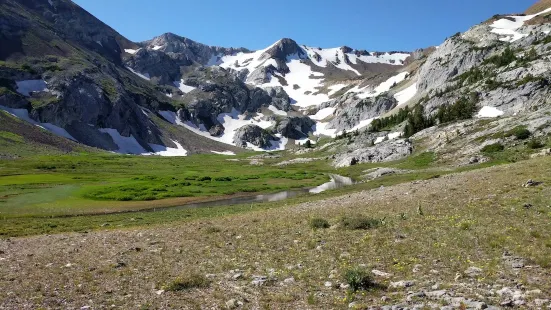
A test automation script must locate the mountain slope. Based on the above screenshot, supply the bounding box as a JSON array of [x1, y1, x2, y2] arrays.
[[0, 0, 245, 156]]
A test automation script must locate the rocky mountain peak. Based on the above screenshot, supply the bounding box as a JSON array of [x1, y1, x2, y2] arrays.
[[260, 38, 307, 61]]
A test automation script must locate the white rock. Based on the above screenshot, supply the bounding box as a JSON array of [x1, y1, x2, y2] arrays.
[[372, 269, 392, 278]]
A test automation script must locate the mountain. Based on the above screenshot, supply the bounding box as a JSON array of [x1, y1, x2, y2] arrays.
[[1, 0, 551, 161]]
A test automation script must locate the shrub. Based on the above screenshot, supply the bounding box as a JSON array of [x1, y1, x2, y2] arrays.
[[162, 274, 210, 291], [197, 176, 211, 182], [213, 176, 232, 182], [527, 139, 544, 149], [343, 268, 376, 291], [340, 215, 380, 230], [481, 143, 504, 153], [506, 127, 531, 140], [309, 218, 330, 229]]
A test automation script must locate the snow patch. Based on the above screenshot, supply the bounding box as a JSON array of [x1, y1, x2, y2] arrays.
[[477, 106, 504, 118], [152, 45, 163, 50], [0, 105, 76, 141], [295, 137, 316, 145], [176, 108, 277, 151], [328, 84, 347, 96], [211, 150, 236, 156], [124, 48, 140, 55], [310, 107, 335, 121], [312, 122, 338, 138], [490, 8, 551, 42], [394, 83, 417, 106], [346, 72, 408, 100], [126, 67, 150, 81], [148, 140, 188, 157], [99, 128, 147, 154], [173, 80, 196, 93], [15, 80, 48, 97]]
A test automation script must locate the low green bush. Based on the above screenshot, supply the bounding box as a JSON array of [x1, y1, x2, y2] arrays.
[[481, 143, 504, 153], [309, 218, 330, 229], [527, 139, 544, 149], [340, 215, 380, 230], [343, 268, 377, 291], [162, 274, 210, 291]]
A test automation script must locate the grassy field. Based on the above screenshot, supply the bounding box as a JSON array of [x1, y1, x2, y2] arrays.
[[0, 152, 334, 218], [0, 145, 525, 238]]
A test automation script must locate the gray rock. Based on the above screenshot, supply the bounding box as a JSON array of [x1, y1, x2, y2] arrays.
[[251, 275, 268, 287], [390, 280, 415, 289], [327, 93, 398, 132], [426, 290, 448, 299], [334, 139, 413, 167], [275, 116, 315, 139], [363, 167, 410, 180], [225, 299, 241, 309], [233, 125, 276, 149], [371, 269, 392, 278], [464, 266, 483, 278]]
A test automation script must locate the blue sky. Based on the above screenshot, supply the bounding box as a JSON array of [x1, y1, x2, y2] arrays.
[[74, 0, 535, 51]]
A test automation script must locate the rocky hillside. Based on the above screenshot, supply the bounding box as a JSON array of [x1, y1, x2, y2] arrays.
[[1, 0, 550, 159], [312, 0, 551, 167]]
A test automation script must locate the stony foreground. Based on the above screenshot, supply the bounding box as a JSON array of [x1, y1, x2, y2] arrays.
[[1, 157, 551, 309]]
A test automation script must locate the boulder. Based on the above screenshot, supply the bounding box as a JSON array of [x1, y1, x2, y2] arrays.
[[275, 116, 315, 139], [233, 125, 276, 149]]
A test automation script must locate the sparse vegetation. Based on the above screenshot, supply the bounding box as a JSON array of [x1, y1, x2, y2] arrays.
[[484, 47, 517, 67], [527, 138, 544, 149], [343, 268, 377, 291], [481, 143, 505, 153], [162, 274, 210, 291], [340, 215, 381, 230], [309, 217, 330, 229], [506, 126, 531, 140]]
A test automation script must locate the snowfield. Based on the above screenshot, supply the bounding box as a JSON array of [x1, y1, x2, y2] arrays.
[[346, 72, 409, 100], [215, 39, 410, 109], [148, 140, 188, 156], [477, 106, 504, 118], [490, 7, 551, 42], [173, 80, 197, 93], [310, 107, 336, 121], [394, 83, 418, 106], [161, 108, 283, 151]]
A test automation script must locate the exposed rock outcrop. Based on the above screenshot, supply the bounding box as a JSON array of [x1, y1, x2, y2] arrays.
[[233, 124, 277, 148], [327, 93, 398, 132], [275, 116, 315, 139], [333, 139, 413, 167]]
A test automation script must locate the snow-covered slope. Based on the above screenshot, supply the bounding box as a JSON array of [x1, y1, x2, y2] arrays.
[[490, 7, 551, 42], [212, 39, 410, 108]]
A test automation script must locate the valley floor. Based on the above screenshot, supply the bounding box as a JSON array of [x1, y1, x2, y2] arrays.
[[1, 156, 551, 309]]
